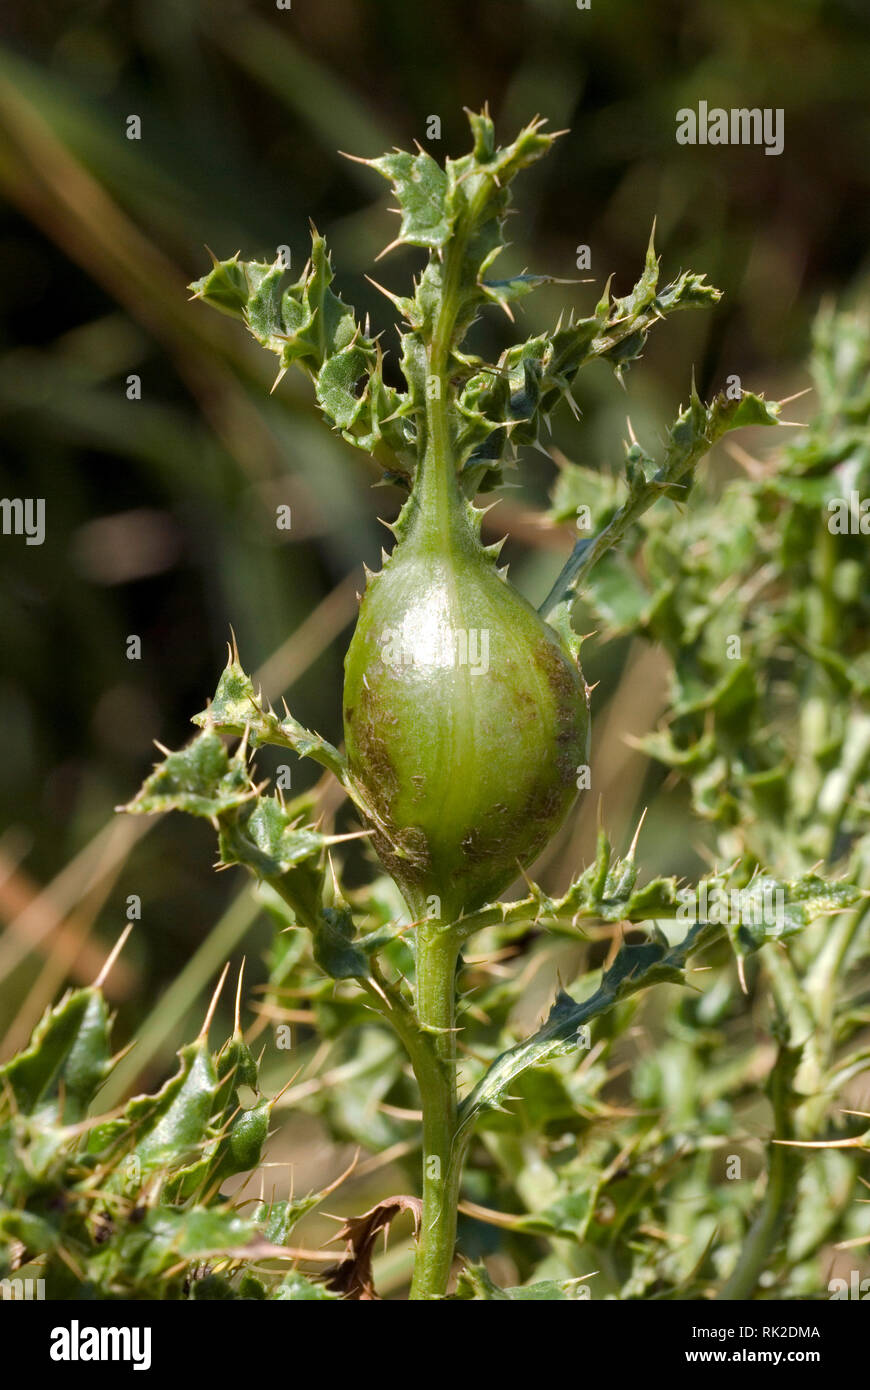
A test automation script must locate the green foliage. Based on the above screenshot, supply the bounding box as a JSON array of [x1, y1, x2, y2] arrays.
[[147, 117, 870, 1299], [453, 1263, 588, 1300], [0, 982, 342, 1299], [123, 723, 395, 978], [190, 114, 728, 501], [541, 387, 781, 637], [563, 308, 870, 868], [4, 106, 869, 1303], [456, 855, 859, 1135]]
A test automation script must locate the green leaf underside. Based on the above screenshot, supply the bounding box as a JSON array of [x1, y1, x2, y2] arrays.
[[456, 836, 859, 1132]]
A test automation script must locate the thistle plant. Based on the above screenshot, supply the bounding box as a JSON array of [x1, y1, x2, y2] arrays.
[[3, 111, 868, 1302]]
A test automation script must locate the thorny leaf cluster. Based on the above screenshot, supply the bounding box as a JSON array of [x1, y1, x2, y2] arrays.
[[0, 972, 347, 1299]]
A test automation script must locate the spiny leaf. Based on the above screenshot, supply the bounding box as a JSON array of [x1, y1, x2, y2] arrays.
[[192, 657, 346, 780], [363, 149, 453, 249], [322, 1195, 422, 1299], [0, 977, 332, 1300], [253, 1194, 323, 1246], [123, 658, 380, 980], [540, 388, 781, 626], [456, 857, 860, 1132], [121, 728, 254, 818], [218, 797, 327, 882], [190, 112, 729, 505], [164, 1023, 271, 1203], [453, 828, 679, 939], [86, 1206, 290, 1290], [723, 873, 862, 964], [191, 232, 420, 475], [88, 1039, 219, 1192], [479, 273, 557, 315], [311, 904, 369, 980], [316, 342, 373, 429], [453, 1263, 589, 1300], [0, 986, 113, 1124]]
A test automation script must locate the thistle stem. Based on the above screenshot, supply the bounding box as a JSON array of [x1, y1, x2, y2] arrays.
[[400, 195, 479, 1300], [716, 1037, 800, 1300], [538, 398, 776, 625], [409, 921, 462, 1299]]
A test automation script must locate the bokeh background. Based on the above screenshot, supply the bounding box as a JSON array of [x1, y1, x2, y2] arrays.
[[1, 0, 869, 1286]]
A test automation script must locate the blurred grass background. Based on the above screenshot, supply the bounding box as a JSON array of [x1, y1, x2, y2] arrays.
[[1, 0, 869, 1241]]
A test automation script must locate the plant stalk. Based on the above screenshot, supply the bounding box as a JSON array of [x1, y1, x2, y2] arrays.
[[717, 1035, 800, 1300], [409, 920, 461, 1299], [405, 189, 477, 1300]]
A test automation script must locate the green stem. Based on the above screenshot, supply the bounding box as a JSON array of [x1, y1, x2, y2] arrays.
[[360, 931, 464, 1301], [716, 1038, 800, 1300], [538, 397, 771, 624], [409, 921, 462, 1299], [404, 191, 483, 1299], [792, 522, 838, 838]]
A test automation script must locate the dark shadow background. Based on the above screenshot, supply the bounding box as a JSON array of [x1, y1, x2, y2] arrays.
[[1, 0, 869, 1077]]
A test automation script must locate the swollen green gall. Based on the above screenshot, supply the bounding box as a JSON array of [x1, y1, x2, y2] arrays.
[[343, 453, 590, 922]]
